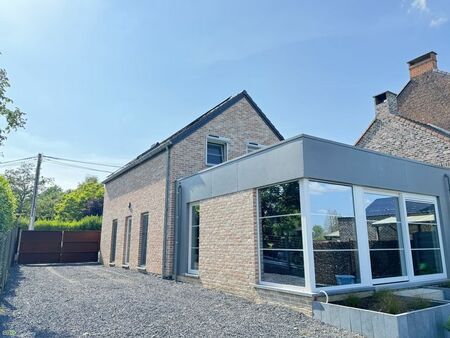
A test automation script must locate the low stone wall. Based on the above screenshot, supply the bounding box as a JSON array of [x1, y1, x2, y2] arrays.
[[313, 301, 450, 338]]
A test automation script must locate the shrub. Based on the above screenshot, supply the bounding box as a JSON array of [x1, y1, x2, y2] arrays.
[[0, 175, 16, 232], [444, 315, 450, 331], [343, 294, 361, 308], [17, 215, 102, 231]]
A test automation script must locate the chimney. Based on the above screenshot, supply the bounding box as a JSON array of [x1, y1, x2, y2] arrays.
[[374, 91, 398, 116], [407, 51, 438, 78]]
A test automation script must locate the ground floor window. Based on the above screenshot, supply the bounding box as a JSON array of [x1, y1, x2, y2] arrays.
[[189, 204, 200, 274], [139, 212, 149, 267], [256, 179, 446, 292], [364, 193, 407, 282], [110, 219, 118, 263], [309, 181, 360, 287], [406, 200, 443, 276], [123, 216, 132, 266], [258, 181, 304, 287]]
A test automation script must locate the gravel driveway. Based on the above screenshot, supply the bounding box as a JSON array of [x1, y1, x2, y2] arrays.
[[0, 264, 361, 337]]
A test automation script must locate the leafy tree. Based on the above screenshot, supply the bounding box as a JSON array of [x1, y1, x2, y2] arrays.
[[0, 175, 16, 231], [4, 162, 52, 220], [55, 176, 104, 221], [36, 185, 64, 220], [0, 61, 26, 147]]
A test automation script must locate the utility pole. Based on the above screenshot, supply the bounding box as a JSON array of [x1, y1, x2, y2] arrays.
[[29, 153, 43, 230]]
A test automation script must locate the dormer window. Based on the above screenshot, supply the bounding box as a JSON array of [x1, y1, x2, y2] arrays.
[[206, 135, 228, 166]]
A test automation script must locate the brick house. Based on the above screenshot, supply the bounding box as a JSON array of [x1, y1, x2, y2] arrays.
[[356, 51, 450, 168], [102, 60, 450, 315], [100, 91, 284, 277]]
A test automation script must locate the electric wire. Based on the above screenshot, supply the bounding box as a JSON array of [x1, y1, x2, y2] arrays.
[[43, 158, 114, 174], [43, 155, 121, 168]]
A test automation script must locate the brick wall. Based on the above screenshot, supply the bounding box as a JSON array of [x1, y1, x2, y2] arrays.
[[397, 71, 450, 131], [101, 95, 281, 277], [356, 112, 450, 168], [100, 151, 167, 274], [198, 189, 259, 298], [164, 96, 281, 276]]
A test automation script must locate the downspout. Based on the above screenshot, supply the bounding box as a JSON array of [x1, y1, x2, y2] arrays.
[[445, 174, 450, 195], [173, 181, 182, 281], [162, 142, 172, 279]]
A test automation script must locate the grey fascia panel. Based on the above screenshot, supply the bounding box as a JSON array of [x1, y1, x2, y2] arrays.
[[211, 164, 239, 197], [237, 139, 303, 191]]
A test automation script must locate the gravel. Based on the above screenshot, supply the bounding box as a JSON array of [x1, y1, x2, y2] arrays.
[[0, 264, 362, 337]]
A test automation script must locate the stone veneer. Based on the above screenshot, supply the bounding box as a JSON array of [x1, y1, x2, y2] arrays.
[[356, 109, 450, 168], [181, 189, 313, 315]]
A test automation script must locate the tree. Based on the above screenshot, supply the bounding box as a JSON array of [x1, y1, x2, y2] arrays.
[[36, 185, 64, 220], [55, 176, 104, 221], [4, 162, 52, 220], [0, 175, 16, 232], [0, 62, 26, 147]]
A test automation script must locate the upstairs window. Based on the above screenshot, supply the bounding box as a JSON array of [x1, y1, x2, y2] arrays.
[[206, 135, 228, 166]]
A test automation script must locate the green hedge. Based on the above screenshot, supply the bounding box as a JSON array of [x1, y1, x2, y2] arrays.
[[18, 215, 102, 231], [0, 176, 16, 232]]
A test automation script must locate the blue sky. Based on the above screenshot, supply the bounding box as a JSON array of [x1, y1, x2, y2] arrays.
[[0, 0, 449, 188]]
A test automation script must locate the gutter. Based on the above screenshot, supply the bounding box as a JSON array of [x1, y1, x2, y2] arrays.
[[173, 181, 182, 281], [162, 142, 172, 278]]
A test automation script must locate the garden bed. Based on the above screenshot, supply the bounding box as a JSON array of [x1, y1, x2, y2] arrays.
[[313, 291, 450, 338]]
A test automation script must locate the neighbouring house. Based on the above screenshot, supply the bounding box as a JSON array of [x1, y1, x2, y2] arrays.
[[356, 51, 450, 168], [100, 91, 284, 277], [101, 59, 450, 315]]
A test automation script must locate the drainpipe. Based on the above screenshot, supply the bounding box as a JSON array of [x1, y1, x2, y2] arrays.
[[173, 181, 182, 282], [445, 174, 450, 195], [162, 142, 172, 279]]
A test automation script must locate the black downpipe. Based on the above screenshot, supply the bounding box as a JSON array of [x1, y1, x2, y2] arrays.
[[162, 143, 172, 278]]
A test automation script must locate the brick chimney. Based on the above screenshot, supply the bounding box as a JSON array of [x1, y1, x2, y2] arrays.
[[407, 51, 438, 78], [374, 91, 398, 116]]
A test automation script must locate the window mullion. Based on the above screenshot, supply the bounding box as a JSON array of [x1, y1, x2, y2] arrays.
[[353, 186, 371, 286], [300, 178, 315, 292], [399, 193, 414, 281]]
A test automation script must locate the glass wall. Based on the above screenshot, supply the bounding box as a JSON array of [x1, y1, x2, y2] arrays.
[[364, 193, 406, 281], [259, 181, 304, 286], [309, 181, 360, 287], [257, 179, 446, 292], [406, 200, 443, 276]]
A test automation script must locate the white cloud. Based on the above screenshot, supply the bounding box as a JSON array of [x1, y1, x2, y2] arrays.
[[430, 16, 448, 27], [411, 0, 429, 13]]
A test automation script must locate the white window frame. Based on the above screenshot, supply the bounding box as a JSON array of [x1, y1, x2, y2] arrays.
[[206, 135, 229, 166], [188, 203, 200, 275], [256, 179, 447, 294], [256, 179, 312, 294], [358, 187, 410, 285], [246, 141, 265, 153], [401, 193, 447, 283], [306, 179, 366, 293]]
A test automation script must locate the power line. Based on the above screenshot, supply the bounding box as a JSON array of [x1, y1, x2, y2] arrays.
[[0, 156, 36, 165], [43, 158, 114, 174], [43, 155, 122, 168]]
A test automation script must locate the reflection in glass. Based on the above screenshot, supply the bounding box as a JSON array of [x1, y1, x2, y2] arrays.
[[259, 181, 304, 287], [259, 182, 300, 217], [365, 194, 406, 279], [314, 251, 360, 287], [261, 251, 305, 286], [261, 216, 302, 250], [309, 181, 359, 288], [190, 205, 200, 272], [406, 200, 443, 276]]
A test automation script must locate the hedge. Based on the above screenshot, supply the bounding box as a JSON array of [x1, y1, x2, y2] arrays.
[[17, 215, 102, 231], [0, 176, 16, 232]]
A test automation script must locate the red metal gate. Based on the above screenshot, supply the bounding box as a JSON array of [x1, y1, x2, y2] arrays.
[[18, 230, 100, 264]]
